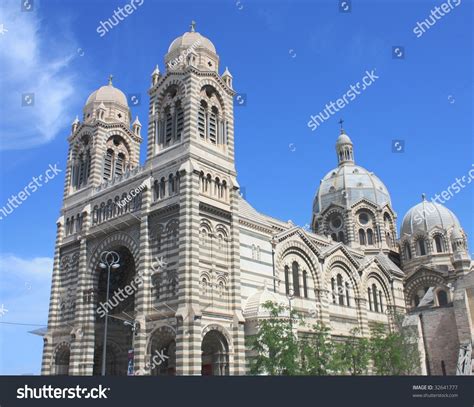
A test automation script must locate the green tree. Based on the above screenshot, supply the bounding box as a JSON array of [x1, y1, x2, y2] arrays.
[[369, 314, 421, 375], [248, 301, 300, 375], [333, 327, 370, 375], [299, 322, 335, 375]]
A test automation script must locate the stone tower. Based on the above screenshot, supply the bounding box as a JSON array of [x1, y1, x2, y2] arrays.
[[42, 23, 245, 376]]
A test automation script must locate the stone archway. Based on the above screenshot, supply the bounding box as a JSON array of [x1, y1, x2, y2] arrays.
[[148, 326, 176, 376], [201, 330, 229, 376], [53, 342, 70, 375]]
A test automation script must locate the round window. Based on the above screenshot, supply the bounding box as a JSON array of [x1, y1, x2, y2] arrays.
[[330, 215, 342, 230], [359, 213, 369, 225]]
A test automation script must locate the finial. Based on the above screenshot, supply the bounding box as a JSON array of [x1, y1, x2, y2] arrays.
[[190, 20, 196, 32], [421, 193, 426, 201], [338, 118, 344, 134], [108, 74, 113, 86]]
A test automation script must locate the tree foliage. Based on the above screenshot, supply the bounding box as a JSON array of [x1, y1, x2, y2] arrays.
[[249, 301, 421, 376]]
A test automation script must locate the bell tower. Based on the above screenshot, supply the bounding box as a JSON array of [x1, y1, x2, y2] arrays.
[[143, 23, 245, 375], [64, 76, 142, 197]]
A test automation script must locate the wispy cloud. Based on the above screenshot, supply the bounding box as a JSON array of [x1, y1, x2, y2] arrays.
[[0, 254, 52, 375], [0, 0, 80, 150]]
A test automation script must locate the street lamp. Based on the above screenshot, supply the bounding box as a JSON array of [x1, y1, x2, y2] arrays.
[[99, 250, 120, 376], [287, 288, 295, 330]]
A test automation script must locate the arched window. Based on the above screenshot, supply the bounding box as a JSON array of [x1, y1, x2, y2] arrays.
[[104, 149, 113, 179], [221, 181, 227, 200], [414, 294, 420, 307], [372, 284, 379, 312], [368, 287, 372, 311], [331, 233, 337, 242], [292, 262, 300, 297], [154, 180, 160, 201], [303, 270, 308, 298], [214, 177, 220, 197], [103, 136, 129, 180], [337, 274, 344, 305], [160, 177, 166, 199], [114, 153, 124, 177], [169, 174, 175, 194], [359, 229, 366, 245], [417, 239, 427, 256], [72, 136, 91, 190], [367, 229, 374, 245], [434, 235, 444, 253], [338, 231, 344, 244], [175, 101, 184, 140], [284, 266, 290, 295], [201, 277, 209, 296], [164, 107, 173, 146], [437, 290, 448, 306], [345, 282, 350, 306], [198, 100, 207, 139], [331, 278, 336, 304], [378, 290, 383, 313], [209, 106, 218, 145], [197, 86, 225, 147], [404, 243, 412, 260]]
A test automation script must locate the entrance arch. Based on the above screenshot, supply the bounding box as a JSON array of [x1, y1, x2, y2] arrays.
[[201, 330, 229, 376], [149, 326, 176, 376], [54, 342, 70, 375]]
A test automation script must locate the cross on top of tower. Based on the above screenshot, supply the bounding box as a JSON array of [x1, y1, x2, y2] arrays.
[[190, 20, 196, 32], [339, 118, 344, 134]]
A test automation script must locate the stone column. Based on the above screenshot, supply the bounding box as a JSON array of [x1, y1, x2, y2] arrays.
[[41, 216, 64, 375], [229, 184, 246, 375], [175, 164, 202, 375], [69, 205, 95, 375], [134, 178, 153, 373]]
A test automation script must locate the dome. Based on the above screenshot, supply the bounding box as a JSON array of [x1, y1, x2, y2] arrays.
[[400, 196, 461, 237], [313, 163, 391, 214], [168, 30, 216, 54], [336, 132, 352, 145], [243, 286, 286, 319], [85, 79, 128, 107]]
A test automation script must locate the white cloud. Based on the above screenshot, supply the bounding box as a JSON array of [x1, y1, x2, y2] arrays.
[[0, 0, 80, 150], [0, 254, 53, 279]]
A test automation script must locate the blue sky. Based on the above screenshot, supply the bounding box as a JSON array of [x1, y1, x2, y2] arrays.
[[0, 0, 472, 374]]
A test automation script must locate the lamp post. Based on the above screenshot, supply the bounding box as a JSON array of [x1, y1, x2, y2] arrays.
[[287, 288, 295, 331], [99, 250, 120, 376]]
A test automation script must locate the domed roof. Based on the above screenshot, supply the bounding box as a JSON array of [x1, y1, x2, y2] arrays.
[[314, 163, 391, 214], [168, 26, 216, 54], [336, 132, 352, 145], [243, 286, 286, 319], [400, 196, 461, 237], [85, 77, 128, 107]]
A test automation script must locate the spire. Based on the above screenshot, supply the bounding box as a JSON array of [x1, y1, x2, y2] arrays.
[[151, 65, 160, 86], [190, 20, 196, 32], [108, 74, 113, 86], [421, 193, 427, 201], [223, 66, 232, 78], [335, 122, 354, 166], [339, 118, 344, 134]]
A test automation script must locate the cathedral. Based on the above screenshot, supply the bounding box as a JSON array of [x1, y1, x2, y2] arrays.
[[41, 24, 474, 376]]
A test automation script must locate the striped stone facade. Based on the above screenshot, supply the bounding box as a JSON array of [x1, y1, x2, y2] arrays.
[[42, 26, 473, 376]]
